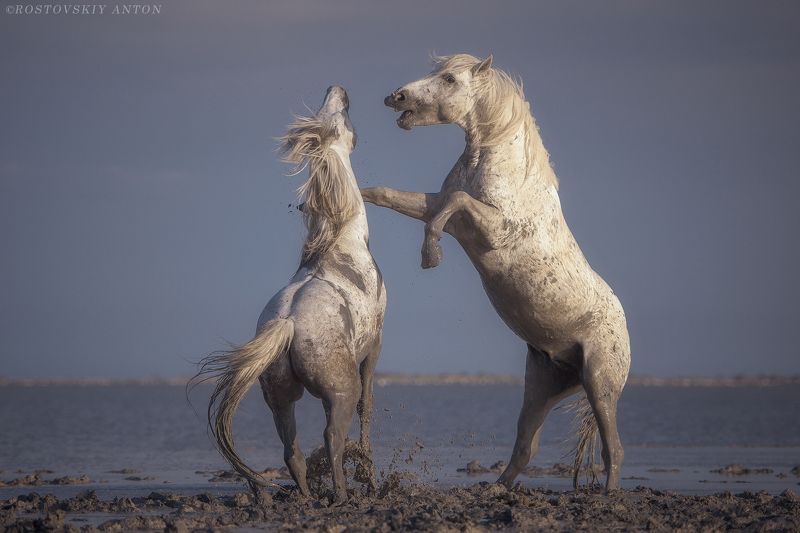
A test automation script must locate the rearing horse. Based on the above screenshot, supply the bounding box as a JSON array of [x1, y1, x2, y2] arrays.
[[363, 54, 630, 490], [195, 86, 386, 503]]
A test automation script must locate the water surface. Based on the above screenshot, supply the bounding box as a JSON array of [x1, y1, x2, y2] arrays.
[[1, 384, 798, 498]]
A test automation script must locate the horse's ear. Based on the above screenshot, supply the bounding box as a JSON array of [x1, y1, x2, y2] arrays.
[[472, 55, 493, 76]]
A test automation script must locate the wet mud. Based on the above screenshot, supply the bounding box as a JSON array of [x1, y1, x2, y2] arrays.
[[3, 483, 800, 532], [4, 456, 800, 531]]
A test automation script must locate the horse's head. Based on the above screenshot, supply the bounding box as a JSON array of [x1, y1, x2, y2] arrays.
[[385, 54, 493, 130], [281, 85, 357, 168], [317, 85, 357, 154], [279, 86, 361, 262]]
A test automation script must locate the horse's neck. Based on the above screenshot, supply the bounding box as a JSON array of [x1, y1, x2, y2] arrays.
[[331, 146, 369, 248], [463, 118, 557, 203]]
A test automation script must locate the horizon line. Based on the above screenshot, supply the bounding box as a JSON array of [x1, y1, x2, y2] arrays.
[[1, 372, 799, 388]]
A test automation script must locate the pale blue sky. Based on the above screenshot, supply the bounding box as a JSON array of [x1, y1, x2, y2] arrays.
[[1, 1, 799, 378]]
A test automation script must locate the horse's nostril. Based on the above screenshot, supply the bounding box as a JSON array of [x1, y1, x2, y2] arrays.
[[394, 91, 406, 102]]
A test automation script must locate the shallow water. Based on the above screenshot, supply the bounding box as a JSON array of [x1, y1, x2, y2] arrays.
[[1, 384, 798, 498]]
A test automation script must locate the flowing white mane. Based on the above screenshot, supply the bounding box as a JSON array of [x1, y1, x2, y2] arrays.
[[279, 114, 360, 263], [432, 54, 559, 189]]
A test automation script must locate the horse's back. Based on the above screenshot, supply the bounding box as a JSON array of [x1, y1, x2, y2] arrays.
[[287, 269, 379, 396], [256, 246, 383, 396]]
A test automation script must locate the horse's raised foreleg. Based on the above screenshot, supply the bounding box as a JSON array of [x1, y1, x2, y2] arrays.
[[422, 191, 506, 268], [360, 187, 439, 221], [497, 346, 581, 488]]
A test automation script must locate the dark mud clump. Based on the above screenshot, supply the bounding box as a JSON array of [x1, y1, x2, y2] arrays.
[[1, 473, 92, 487], [201, 467, 291, 484], [3, 485, 799, 531], [457, 460, 504, 475], [457, 460, 603, 479], [711, 464, 774, 476]]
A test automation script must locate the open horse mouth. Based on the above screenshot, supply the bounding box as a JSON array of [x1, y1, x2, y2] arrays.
[[396, 110, 414, 130], [384, 92, 415, 130]]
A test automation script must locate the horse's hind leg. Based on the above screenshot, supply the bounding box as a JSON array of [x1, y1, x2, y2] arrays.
[[581, 318, 630, 490], [498, 345, 581, 488], [357, 337, 381, 492], [260, 371, 310, 497], [322, 369, 361, 504]]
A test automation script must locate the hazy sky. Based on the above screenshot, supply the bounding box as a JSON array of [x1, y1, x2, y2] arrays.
[[1, 1, 799, 379]]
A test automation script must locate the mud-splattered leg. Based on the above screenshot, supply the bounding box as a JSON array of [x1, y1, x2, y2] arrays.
[[323, 382, 361, 504], [357, 338, 381, 493], [498, 345, 581, 488], [360, 187, 439, 222], [261, 373, 310, 497], [582, 354, 625, 490], [270, 401, 310, 496], [422, 190, 506, 269], [581, 308, 630, 491]]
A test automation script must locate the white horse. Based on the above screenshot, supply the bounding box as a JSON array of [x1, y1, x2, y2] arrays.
[[363, 54, 630, 490], [195, 86, 386, 503]]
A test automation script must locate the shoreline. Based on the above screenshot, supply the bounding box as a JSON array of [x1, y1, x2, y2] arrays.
[[1, 373, 799, 388]]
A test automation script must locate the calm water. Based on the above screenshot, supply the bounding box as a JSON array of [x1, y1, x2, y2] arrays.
[[1, 384, 799, 498]]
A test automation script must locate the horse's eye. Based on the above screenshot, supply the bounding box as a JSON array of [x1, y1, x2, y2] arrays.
[[443, 73, 456, 84]]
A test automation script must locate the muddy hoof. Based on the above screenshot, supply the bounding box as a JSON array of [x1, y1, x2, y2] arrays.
[[330, 492, 349, 506], [421, 239, 443, 269], [496, 474, 515, 489]]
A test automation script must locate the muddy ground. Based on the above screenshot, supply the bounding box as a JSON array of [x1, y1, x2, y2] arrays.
[[3, 446, 799, 532], [2, 480, 799, 532]]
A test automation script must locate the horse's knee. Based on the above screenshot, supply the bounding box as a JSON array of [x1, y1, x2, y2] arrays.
[[324, 422, 344, 446], [607, 442, 624, 464], [284, 443, 303, 462], [324, 395, 357, 440]]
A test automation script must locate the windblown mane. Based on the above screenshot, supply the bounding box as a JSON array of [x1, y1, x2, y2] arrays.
[[279, 114, 360, 263], [432, 54, 558, 189]]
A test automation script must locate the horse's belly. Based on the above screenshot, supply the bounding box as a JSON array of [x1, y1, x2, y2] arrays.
[[474, 251, 600, 351]]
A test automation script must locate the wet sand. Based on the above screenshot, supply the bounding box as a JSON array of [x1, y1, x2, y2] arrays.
[[3, 482, 799, 532]]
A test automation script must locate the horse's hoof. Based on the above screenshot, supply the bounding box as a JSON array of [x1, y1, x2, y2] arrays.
[[421, 241, 443, 269], [496, 476, 514, 490]]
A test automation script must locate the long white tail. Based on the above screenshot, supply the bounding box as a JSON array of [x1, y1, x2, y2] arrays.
[[194, 318, 294, 486], [570, 395, 598, 488]]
